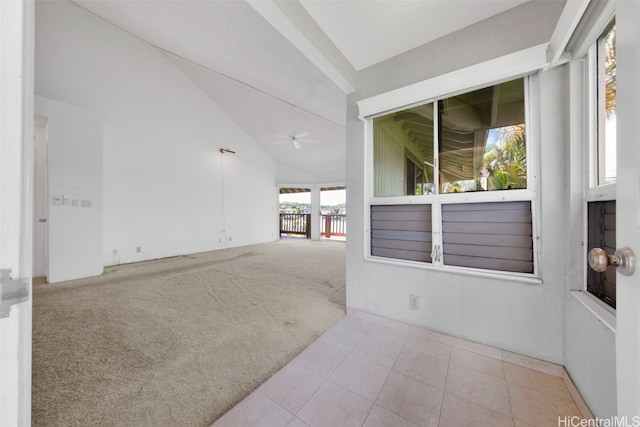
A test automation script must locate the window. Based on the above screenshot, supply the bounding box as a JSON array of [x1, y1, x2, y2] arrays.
[[368, 76, 537, 276], [586, 21, 616, 309], [442, 201, 533, 274], [587, 201, 616, 308], [439, 79, 526, 193], [596, 22, 616, 186]]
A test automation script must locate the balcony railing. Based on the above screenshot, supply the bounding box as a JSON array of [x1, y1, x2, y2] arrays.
[[321, 214, 346, 238], [280, 213, 311, 238], [279, 213, 347, 239]]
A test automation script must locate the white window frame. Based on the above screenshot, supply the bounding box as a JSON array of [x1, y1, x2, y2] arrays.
[[567, 0, 617, 330], [358, 45, 548, 283], [583, 18, 617, 315]]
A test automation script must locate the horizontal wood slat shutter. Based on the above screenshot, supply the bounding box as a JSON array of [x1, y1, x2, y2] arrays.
[[442, 201, 533, 273], [371, 204, 432, 263]]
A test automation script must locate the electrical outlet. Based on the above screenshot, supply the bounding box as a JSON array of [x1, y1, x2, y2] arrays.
[[136, 246, 142, 253], [409, 294, 419, 310]]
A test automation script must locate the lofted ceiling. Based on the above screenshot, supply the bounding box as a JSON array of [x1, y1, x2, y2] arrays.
[[72, 0, 540, 184], [299, 0, 529, 71]]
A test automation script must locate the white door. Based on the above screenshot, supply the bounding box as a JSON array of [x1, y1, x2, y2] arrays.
[[0, 0, 34, 425], [615, 0, 640, 417]]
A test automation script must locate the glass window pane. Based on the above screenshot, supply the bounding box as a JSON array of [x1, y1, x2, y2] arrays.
[[587, 200, 616, 308], [373, 104, 435, 197], [439, 78, 526, 193], [597, 24, 616, 185]]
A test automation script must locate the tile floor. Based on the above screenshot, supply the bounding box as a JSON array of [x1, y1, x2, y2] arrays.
[[213, 311, 590, 427]]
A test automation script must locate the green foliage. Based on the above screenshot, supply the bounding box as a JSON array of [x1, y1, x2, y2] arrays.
[[603, 25, 616, 117], [484, 124, 527, 190]]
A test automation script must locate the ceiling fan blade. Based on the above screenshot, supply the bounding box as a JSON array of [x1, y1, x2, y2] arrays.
[[293, 140, 302, 149], [294, 131, 309, 139], [299, 139, 320, 144], [273, 140, 290, 145]]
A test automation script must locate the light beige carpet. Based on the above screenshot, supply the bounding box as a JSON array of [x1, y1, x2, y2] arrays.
[[32, 239, 346, 426]]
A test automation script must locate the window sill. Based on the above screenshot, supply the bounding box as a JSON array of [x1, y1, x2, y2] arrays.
[[365, 255, 542, 285], [570, 290, 616, 333]]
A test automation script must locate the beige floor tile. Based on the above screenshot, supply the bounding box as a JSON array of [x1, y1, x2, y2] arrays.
[[216, 315, 594, 427], [259, 362, 326, 414], [297, 381, 373, 427], [375, 316, 414, 333], [508, 381, 581, 426], [351, 334, 404, 369], [450, 347, 505, 379], [286, 417, 310, 427], [438, 393, 514, 427], [376, 372, 442, 427], [213, 391, 293, 427], [319, 324, 366, 353], [363, 405, 419, 427], [293, 339, 347, 378], [330, 355, 390, 401], [504, 362, 571, 400], [339, 315, 375, 335], [346, 309, 378, 323], [445, 363, 511, 416], [404, 334, 451, 361], [502, 350, 564, 377], [451, 337, 503, 360], [392, 347, 449, 390], [368, 324, 410, 346], [409, 326, 453, 346]]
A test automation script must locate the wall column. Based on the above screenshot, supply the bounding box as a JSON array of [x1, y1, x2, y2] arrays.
[[310, 186, 321, 240]]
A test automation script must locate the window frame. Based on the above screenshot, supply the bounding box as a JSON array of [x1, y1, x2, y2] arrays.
[[359, 47, 546, 282], [565, 0, 616, 329], [583, 17, 617, 313]]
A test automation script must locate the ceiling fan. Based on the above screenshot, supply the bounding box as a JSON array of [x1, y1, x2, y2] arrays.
[[274, 131, 319, 149], [274, 106, 320, 149]]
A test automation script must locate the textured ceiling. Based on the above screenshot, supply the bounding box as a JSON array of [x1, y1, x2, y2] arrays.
[[299, 0, 529, 70]]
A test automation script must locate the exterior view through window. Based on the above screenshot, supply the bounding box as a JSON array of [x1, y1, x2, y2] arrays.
[[597, 22, 616, 186], [373, 78, 526, 196]]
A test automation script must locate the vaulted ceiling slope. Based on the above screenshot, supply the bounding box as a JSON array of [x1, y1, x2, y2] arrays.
[[72, 0, 567, 184]]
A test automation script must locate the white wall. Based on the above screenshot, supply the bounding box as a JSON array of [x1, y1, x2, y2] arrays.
[[565, 297, 616, 417], [34, 96, 103, 283], [346, 2, 568, 363], [35, 1, 278, 268]]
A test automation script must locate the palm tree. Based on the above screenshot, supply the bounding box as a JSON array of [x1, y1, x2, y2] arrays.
[[483, 124, 527, 190]]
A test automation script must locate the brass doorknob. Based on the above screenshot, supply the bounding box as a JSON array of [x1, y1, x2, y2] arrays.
[[588, 247, 636, 276]]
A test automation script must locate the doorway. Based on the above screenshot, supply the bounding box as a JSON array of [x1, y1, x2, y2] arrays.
[[278, 188, 311, 239], [320, 187, 346, 241], [33, 116, 49, 281]]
